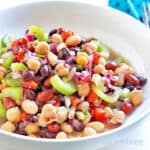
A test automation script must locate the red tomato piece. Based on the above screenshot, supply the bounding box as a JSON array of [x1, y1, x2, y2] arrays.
[[71, 96, 79, 107], [21, 112, 28, 121], [23, 80, 38, 90], [61, 31, 73, 41]]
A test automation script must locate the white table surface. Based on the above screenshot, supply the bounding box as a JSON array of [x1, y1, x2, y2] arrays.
[[0, 0, 149, 150]]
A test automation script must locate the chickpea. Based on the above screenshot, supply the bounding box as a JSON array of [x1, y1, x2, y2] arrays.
[[51, 33, 63, 44], [77, 84, 90, 96], [82, 43, 97, 53], [35, 41, 50, 55], [104, 107, 113, 118], [68, 107, 75, 119], [47, 51, 58, 66], [77, 101, 89, 113], [99, 57, 106, 66], [83, 127, 96, 137], [66, 35, 81, 47], [38, 114, 48, 127], [76, 111, 85, 121], [22, 100, 38, 115], [41, 104, 57, 118], [129, 90, 143, 106], [68, 131, 82, 138], [25, 123, 39, 135], [92, 74, 105, 86], [93, 64, 106, 74], [27, 58, 41, 72], [55, 107, 68, 123], [61, 122, 73, 133], [55, 63, 70, 77], [86, 121, 105, 132], [1, 121, 16, 132], [115, 63, 135, 75], [56, 131, 67, 139], [6, 107, 21, 122], [111, 109, 125, 124], [76, 52, 88, 66]]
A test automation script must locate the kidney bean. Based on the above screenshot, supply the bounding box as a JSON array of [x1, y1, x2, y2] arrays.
[[40, 65, 49, 77], [125, 74, 140, 86], [44, 77, 51, 88], [37, 89, 54, 103], [24, 89, 36, 100], [48, 29, 57, 36], [50, 43, 57, 54], [121, 102, 134, 115], [105, 62, 117, 71], [22, 70, 34, 81], [58, 48, 70, 59], [137, 76, 147, 86], [48, 123, 60, 133], [28, 115, 38, 123], [71, 119, 84, 132], [45, 131, 56, 138]]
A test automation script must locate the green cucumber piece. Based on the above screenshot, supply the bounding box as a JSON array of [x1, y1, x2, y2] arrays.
[[2, 87, 22, 102], [6, 78, 22, 87], [92, 85, 122, 104], [11, 63, 27, 71], [120, 88, 130, 98], [3, 54, 13, 69], [28, 25, 48, 41], [50, 75, 77, 96], [0, 101, 6, 118]]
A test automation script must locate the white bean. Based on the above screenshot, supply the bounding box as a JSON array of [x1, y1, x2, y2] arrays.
[[83, 127, 96, 137], [56, 131, 67, 139], [1, 121, 16, 132]]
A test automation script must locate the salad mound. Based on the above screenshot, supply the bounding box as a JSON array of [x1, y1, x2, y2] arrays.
[[0, 26, 147, 139]]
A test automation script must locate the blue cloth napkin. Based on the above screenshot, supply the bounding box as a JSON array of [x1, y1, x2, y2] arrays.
[[108, 0, 149, 21]]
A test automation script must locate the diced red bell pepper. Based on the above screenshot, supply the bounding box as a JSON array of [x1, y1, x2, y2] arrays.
[[16, 49, 26, 61], [18, 37, 28, 46], [93, 52, 100, 64], [87, 90, 98, 103]]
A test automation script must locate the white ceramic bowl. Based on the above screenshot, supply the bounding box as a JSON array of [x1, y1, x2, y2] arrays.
[[0, 1, 150, 150]]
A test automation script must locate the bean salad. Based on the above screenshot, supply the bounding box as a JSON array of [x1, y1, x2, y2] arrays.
[[0, 26, 147, 139]]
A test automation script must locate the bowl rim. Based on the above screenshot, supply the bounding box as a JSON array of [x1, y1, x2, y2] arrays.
[[0, 0, 150, 143]]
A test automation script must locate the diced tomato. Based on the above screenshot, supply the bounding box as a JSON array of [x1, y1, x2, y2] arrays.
[[2, 97, 16, 109], [91, 107, 106, 122], [105, 62, 117, 71], [18, 37, 28, 46], [16, 49, 26, 61], [87, 90, 98, 102], [61, 31, 73, 41], [71, 96, 79, 107], [48, 123, 60, 133], [121, 102, 134, 115], [23, 80, 38, 90], [93, 52, 100, 64], [21, 112, 28, 121], [125, 74, 140, 86]]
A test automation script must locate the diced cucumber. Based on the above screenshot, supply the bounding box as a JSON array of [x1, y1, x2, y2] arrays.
[[0, 101, 6, 118], [11, 63, 27, 71]]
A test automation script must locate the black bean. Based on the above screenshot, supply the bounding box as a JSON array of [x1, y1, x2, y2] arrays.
[[45, 131, 56, 138], [40, 65, 49, 77], [71, 119, 84, 132], [66, 56, 75, 64], [15, 130, 27, 135], [24, 89, 36, 100], [48, 29, 57, 36], [137, 76, 147, 86], [22, 70, 34, 81], [18, 121, 27, 131], [58, 48, 70, 59]]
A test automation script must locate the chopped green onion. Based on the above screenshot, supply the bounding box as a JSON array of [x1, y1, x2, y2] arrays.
[[0, 35, 11, 48], [0, 101, 6, 118]]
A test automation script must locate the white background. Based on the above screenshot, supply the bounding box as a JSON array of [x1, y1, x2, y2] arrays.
[[0, 0, 149, 150]]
